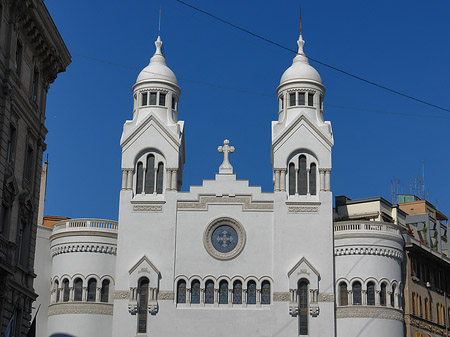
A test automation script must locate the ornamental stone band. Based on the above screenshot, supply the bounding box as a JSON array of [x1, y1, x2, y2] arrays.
[[48, 303, 114, 316], [114, 290, 131, 300], [336, 306, 403, 321]]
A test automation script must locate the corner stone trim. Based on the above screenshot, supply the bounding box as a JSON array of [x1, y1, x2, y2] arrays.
[[178, 195, 273, 212], [51, 244, 117, 257], [318, 293, 334, 302], [158, 291, 174, 300], [336, 306, 403, 321], [114, 290, 130, 300], [133, 205, 163, 212], [288, 206, 319, 213], [334, 246, 403, 261], [273, 292, 290, 302], [48, 303, 114, 316]]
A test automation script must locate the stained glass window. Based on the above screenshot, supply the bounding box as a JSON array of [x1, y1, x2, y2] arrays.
[[261, 281, 271, 304], [247, 281, 256, 304], [62, 279, 69, 302], [367, 282, 375, 305], [308, 93, 314, 107], [136, 162, 143, 194], [74, 278, 83, 301], [205, 280, 214, 304], [352, 281, 362, 305], [101, 279, 110, 303], [339, 282, 348, 306], [138, 278, 149, 333], [298, 155, 307, 195], [145, 155, 155, 194], [298, 280, 308, 335], [219, 281, 228, 304], [191, 280, 200, 304], [380, 283, 387, 306], [55, 280, 60, 302], [391, 284, 396, 307], [233, 281, 242, 304], [298, 92, 305, 105], [150, 92, 157, 105], [211, 225, 238, 253], [289, 163, 295, 195], [309, 163, 316, 195], [177, 280, 186, 304], [156, 162, 164, 194], [87, 278, 97, 302]]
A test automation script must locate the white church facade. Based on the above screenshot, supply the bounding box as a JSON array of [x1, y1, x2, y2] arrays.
[[34, 30, 405, 337]]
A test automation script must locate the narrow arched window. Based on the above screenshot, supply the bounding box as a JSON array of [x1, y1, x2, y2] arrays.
[[101, 279, 110, 303], [261, 281, 271, 304], [74, 278, 83, 301], [339, 282, 348, 306], [247, 281, 256, 304], [145, 155, 155, 194], [298, 280, 308, 335], [205, 280, 214, 304], [156, 162, 164, 194], [191, 280, 200, 304], [137, 278, 149, 333], [391, 284, 396, 307], [55, 280, 60, 302], [289, 163, 296, 195], [219, 280, 228, 304], [424, 298, 429, 320], [352, 282, 362, 305], [367, 282, 375, 305], [309, 163, 316, 195], [233, 281, 242, 304], [380, 283, 387, 306], [177, 280, 186, 304], [87, 278, 97, 302], [298, 155, 307, 195], [136, 162, 143, 194], [62, 279, 70, 302]]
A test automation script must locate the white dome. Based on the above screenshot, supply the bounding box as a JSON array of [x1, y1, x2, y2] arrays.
[[136, 36, 178, 86], [279, 35, 322, 86]]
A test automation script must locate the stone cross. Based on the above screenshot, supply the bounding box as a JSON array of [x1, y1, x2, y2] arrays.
[[218, 139, 235, 174]]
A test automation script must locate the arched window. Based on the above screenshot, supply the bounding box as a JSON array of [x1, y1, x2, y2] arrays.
[[411, 292, 416, 315], [367, 282, 375, 305], [101, 279, 110, 303], [145, 155, 155, 194], [137, 278, 149, 333], [247, 281, 256, 304], [309, 163, 316, 195], [156, 162, 164, 194], [232, 281, 242, 304], [391, 284, 396, 307], [219, 280, 228, 304], [352, 281, 362, 305], [62, 279, 70, 302], [74, 278, 83, 301], [298, 280, 308, 335], [177, 280, 186, 304], [261, 281, 271, 305], [424, 298, 429, 320], [205, 280, 214, 304], [87, 278, 97, 302], [191, 280, 200, 304], [339, 282, 348, 306], [54, 280, 60, 302], [380, 283, 387, 306], [298, 155, 307, 195], [136, 162, 143, 194], [289, 163, 296, 195]]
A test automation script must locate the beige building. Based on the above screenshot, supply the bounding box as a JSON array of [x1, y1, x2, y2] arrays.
[[0, 0, 70, 335]]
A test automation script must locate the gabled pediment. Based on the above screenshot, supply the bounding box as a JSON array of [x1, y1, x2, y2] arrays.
[[288, 256, 320, 289], [129, 255, 161, 287], [129, 255, 160, 275]]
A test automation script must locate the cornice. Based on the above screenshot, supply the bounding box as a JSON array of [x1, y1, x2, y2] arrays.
[[50, 230, 117, 241], [51, 244, 117, 257], [334, 246, 403, 261]]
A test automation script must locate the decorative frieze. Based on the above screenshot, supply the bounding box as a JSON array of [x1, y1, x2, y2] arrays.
[[133, 205, 163, 212], [178, 195, 273, 212], [273, 292, 290, 302], [334, 246, 403, 261], [157, 291, 174, 300], [48, 303, 113, 316], [336, 306, 403, 321], [51, 244, 117, 257], [288, 206, 319, 213], [114, 290, 130, 300], [318, 293, 334, 302]]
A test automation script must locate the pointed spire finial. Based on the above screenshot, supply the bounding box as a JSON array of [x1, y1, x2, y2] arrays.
[[158, 5, 162, 37], [297, 5, 305, 55]]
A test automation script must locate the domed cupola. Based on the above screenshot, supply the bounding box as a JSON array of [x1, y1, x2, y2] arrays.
[[132, 34, 181, 125], [276, 32, 325, 125]]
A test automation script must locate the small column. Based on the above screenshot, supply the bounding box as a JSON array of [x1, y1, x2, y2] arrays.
[[375, 290, 380, 306], [256, 289, 261, 307], [243, 289, 247, 305], [387, 292, 393, 308], [280, 169, 286, 191], [319, 169, 326, 191], [295, 168, 299, 195], [69, 287, 74, 302], [186, 288, 191, 304], [306, 168, 310, 195], [362, 290, 367, 305], [200, 289, 204, 304], [83, 286, 87, 301], [214, 288, 219, 306], [121, 170, 127, 189], [325, 169, 331, 191], [348, 290, 352, 305], [274, 170, 280, 191], [166, 169, 172, 191], [171, 169, 177, 191], [126, 169, 133, 190], [228, 289, 232, 307], [96, 287, 101, 302]]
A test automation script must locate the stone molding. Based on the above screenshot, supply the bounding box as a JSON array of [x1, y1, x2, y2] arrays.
[[114, 290, 130, 300], [178, 195, 273, 212], [158, 291, 174, 300], [48, 303, 113, 316], [334, 246, 403, 261], [336, 306, 403, 321], [133, 205, 163, 212], [286, 88, 317, 93], [288, 206, 319, 213], [318, 293, 334, 302], [203, 217, 246, 261], [273, 292, 290, 302], [51, 244, 117, 257], [405, 314, 446, 335]]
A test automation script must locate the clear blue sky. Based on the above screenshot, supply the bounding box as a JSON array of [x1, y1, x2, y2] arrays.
[[43, 0, 450, 220]]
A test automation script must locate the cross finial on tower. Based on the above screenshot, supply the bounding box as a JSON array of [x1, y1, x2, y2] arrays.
[[218, 139, 235, 174], [158, 5, 162, 37], [297, 4, 305, 55]]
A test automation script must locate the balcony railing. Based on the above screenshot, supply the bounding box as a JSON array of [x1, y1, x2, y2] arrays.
[[53, 219, 118, 232], [334, 221, 401, 235]]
